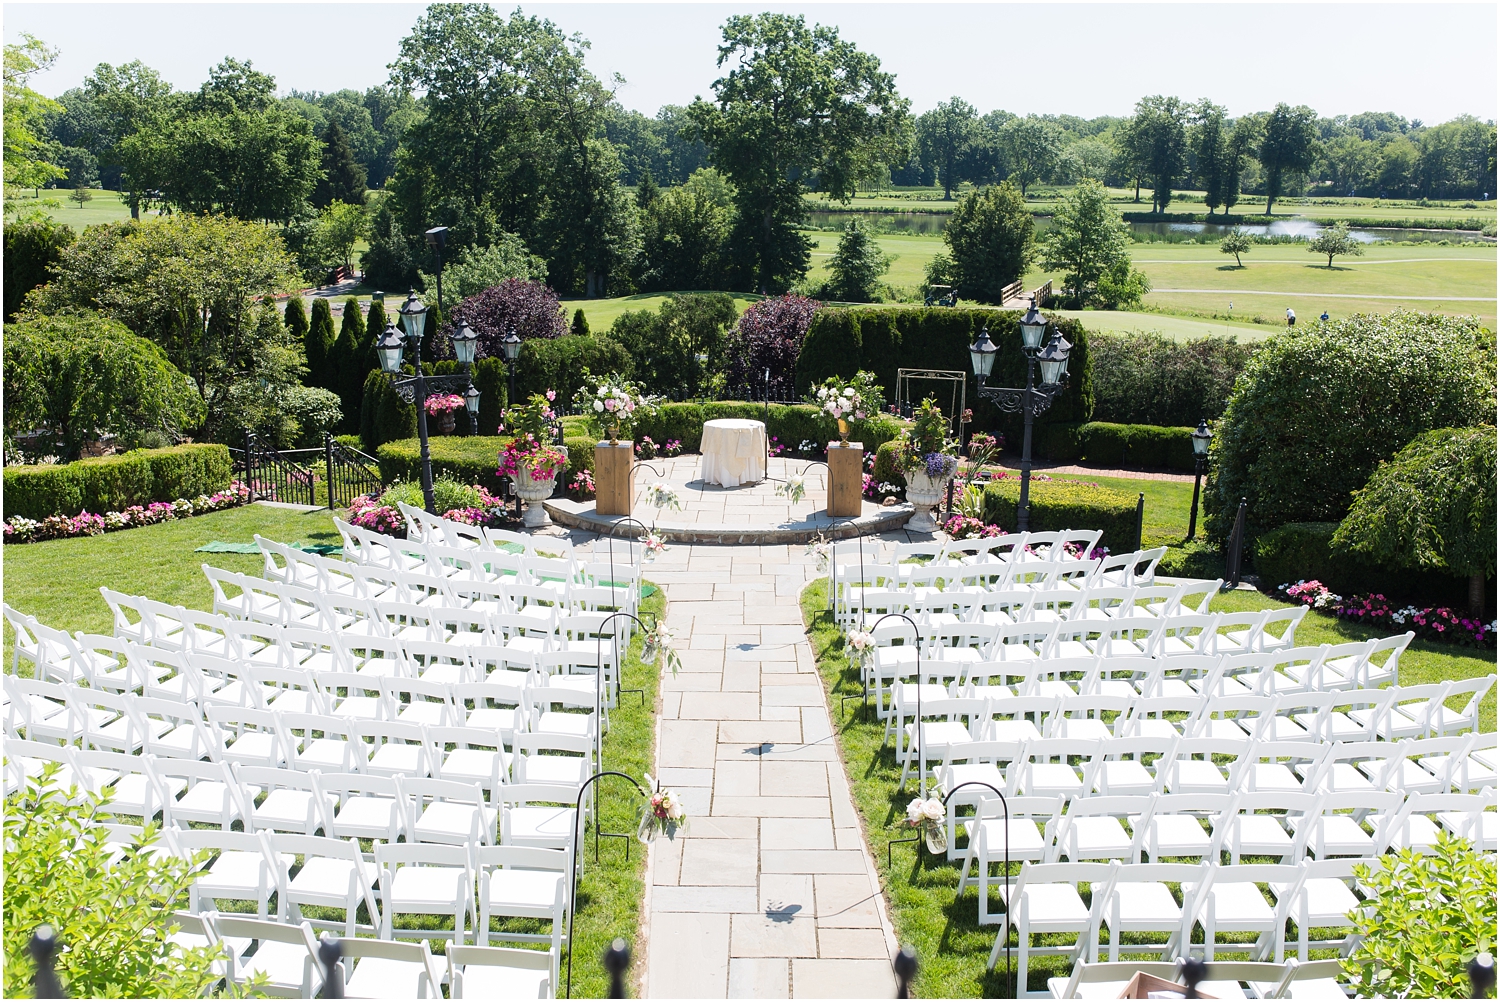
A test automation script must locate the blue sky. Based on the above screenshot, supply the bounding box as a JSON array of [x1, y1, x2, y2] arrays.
[[6, 2, 1496, 122]]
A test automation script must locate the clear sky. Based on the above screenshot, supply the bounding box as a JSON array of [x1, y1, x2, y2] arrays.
[[6, 2, 1496, 123]]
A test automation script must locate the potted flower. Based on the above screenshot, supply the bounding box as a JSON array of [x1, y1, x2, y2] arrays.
[[894, 397, 960, 533], [425, 393, 466, 434], [810, 371, 885, 446], [497, 391, 568, 527]]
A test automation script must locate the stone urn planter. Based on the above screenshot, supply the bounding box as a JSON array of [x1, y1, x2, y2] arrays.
[[515, 449, 566, 527], [904, 467, 954, 533]]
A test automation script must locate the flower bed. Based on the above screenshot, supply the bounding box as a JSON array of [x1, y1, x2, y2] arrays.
[[1278, 579, 1496, 648], [348, 484, 509, 539], [3, 481, 252, 544]]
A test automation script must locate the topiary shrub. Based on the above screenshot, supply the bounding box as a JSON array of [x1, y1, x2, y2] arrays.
[[376, 436, 512, 495], [1074, 423, 1196, 470], [872, 439, 907, 490], [1332, 426, 1496, 612], [723, 294, 821, 401], [1205, 311, 1495, 544], [982, 478, 1140, 552], [2, 444, 232, 521], [437, 278, 567, 361], [1089, 331, 1257, 426], [358, 368, 417, 453], [1252, 521, 1468, 608], [1033, 422, 1084, 462]]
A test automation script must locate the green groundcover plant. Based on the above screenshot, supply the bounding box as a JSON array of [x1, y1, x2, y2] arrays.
[[1345, 832, 1497, 999], [3, 768, 234, 998]]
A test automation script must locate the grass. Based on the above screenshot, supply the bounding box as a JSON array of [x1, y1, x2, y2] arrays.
[[799, 576, 1496, 997], [974, 469, 1198, 550], [558, 292, 765, 334], [1, 502, 662, 998]]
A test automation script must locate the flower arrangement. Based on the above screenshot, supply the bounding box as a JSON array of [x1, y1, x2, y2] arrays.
[[775, 475, 807, 504], [893, 397, 959, 479], [424, 393, 465, 416], [646, 482, 682, 513], [568, 469, 596, 499], [863, 474, 902, 501], [805, 534, 831, 572], [846, 628, 875, 669], [348, 482, 508, 538], [905, 796, 947, 853], [798, 439, 819, 455], [3, 482, 252, 544], [573, 374, 654, 444], [641, 619, 683, 676], [810, 371, 886, 444], [497, 434, 568, 480], [640, 530, 667, 560], [638, 773, 689, 841], [1278, 581, 1496, 648]]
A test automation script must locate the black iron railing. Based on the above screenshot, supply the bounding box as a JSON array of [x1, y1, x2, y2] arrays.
[[323, 434, 383, 508]]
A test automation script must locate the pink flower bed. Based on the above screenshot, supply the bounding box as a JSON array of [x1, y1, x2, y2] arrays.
[[1278, 579, 1496, 649], [347, 486, 509, 539], [3, 482, 253, 544]]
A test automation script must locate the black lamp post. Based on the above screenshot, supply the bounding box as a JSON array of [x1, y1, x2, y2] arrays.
[[424, 226, 449, 318], [500, 329, 522, 408], [375, 290, 481, 514], [968, 296, 1071, 532], [1187, 417, 1213, 541]]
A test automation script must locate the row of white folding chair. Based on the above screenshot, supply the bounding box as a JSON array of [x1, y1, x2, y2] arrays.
[[992, 857, 1370, 995], [931, 731, 1496, 814], [176, 909, 550, 999], [840, 573, 1214, 626], [1050, 957, 1346, 1001]]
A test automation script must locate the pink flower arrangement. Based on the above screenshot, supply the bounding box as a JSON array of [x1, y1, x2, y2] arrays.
[[4, 482, 252, 544], [424, 393, 465, 415], [1278, 580, 1496, 649], [497, 434, 568, 480]]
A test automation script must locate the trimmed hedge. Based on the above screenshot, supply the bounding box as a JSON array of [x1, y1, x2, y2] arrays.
[[982, 479, 1140, 553], [516, 332, 634, 406], [1032, 422, 1197, 471], [2, 444, 232, 521], [631, 401, 903, 456], [795, 306, 1094, 451], [376, 436, 512, 496], [1253, 522, 1468, 608]]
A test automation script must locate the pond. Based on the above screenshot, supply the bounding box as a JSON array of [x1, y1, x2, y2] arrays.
[[805, 210, 1491, 244]]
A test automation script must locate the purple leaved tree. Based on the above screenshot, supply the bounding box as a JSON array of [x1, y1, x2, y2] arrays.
[[724, 294, 821, 401], [436, 279, 568, 359]]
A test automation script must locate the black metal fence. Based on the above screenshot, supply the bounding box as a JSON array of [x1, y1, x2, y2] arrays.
[[323, 434, 383, 508], [231, 432, 385, 509]]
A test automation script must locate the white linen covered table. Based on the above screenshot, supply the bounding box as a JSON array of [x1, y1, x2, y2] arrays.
[[699, 419, 767, 487]]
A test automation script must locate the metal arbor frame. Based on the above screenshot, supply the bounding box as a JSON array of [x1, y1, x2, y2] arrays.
[[895, 368, 967, 437]]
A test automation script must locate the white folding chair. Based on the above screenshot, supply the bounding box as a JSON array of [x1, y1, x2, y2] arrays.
[[402, 775, 498, 845], [213, 914, 322, 998], [236, 764, 336, 835], [448, 944, 554, 999], [337, 936, 446, 1000], [375, 840, 474, 943], [1102, 861, 1207, 963], [992, 861, 1118, 994], [474, 843, 570, 953]]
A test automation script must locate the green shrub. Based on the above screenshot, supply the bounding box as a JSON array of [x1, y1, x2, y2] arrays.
[[632, 401, 904, 456], [1253, 522, 1468, 607], [1089, 331, 1257, 426], [564, 436, 595, 485], [516, 332, 634, 405], [1205, 311, 1495, 544], [4, 772, 224, 999], [796, 306, 1093, 453], [1344, 832, 1497, 999], [982, 478, 1140, 552], [1076, 423, 1197, 470], [1332, 426, 1496, 605], [379, 477, 489, 513], [376, 436, 511, 496], [1033, 422, 1084, 461], [358, 368, 416, 452], [2, 444, 232, 521], [1157, 540, 1226, 580], [872, 439, 906, 489]]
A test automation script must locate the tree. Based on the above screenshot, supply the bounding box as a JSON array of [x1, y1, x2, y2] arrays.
[[1258, 102, 1319, 213], [312, 119, 367, 208], [822, 220, 891, 302], [1222, 114, 1261, 214], [1128, 95, 1188, 213], [314, 200, 368, 276], [3, 311, 205, 459], [306, 297, 337, 392], [1192, 100, 1232, 215], [1203, 311, 1495, 543], [943, 182, 1035, 304], [4, 34, 67, 190], [363, 298, 387, 364], [1219, 227, 1251, 267], [635, 167, 737, 292], [284, 295, 309, 344], [3, 212, 74, 321], [722, 293, 821, 400], [996, 115, 1062, 196], [1061, 136, 1117, 183], [77, 60, 176, 209], [1041, 179, 1132, 305], [571, 307, 590, 336], [330, 297, 366, 432], [442, 278, 567, 361], [4, 774, 225, 999], [915, 97, 980, 199], [69, 185, 94, 208], [420, 232, 549, 300], [635, 167, 659, 208], [608, 293, 737, 397], [1308, 223, 1364, 268], [687, 13, 909, 293], [1332, 426, 1496, 612], [25, 213, 303, 442], [361, 201, 419, 291]]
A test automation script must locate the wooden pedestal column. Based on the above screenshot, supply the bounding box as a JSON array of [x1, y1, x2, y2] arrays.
[[595, 441, 635, 516], [826, 441, 864, 517]]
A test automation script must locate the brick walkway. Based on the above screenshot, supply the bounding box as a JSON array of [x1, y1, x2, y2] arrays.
[[637, 540, 899, 998]]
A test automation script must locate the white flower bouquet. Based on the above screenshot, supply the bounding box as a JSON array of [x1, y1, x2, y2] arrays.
[[641, 618, 682, 676], [906, 796, 947, 853], [775, 475, 807, 504], [646, 482, 682, 512], [573, 375, 655, 444]]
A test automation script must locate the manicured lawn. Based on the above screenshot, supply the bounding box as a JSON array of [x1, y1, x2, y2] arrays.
[[2, 503, 662, 997], [5, 187, 149, 228], [799, 577, 1495, 997]]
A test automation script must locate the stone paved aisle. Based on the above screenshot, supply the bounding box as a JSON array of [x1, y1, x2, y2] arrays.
[[637, 541, 899, 998]]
